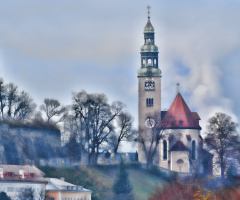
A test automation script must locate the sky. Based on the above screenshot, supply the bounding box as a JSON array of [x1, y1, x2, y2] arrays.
[[0, 0, 240, 152]]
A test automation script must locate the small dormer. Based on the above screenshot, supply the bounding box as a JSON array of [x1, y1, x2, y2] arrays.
[[8, 172, 13, 177], [24, 172, 29, 178], [78, 186, 83, 191], [30, 173, 35, 178]]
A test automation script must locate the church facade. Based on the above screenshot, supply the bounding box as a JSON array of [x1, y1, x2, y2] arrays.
[[138, 11, 213, 175]]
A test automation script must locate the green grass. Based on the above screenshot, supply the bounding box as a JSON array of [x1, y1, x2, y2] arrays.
[[40, 164, 166, 200]]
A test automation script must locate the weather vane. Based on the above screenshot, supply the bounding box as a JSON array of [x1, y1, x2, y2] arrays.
[[147, 5, 151, 19]]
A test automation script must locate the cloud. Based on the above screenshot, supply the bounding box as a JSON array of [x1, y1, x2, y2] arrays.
[[154, 1, 240, 132]]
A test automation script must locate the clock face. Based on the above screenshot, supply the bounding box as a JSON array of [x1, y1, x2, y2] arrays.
[[145, 118, 155, 128], [145, 81, 155, 91]]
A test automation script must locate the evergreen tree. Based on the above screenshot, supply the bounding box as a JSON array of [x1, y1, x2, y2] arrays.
[[0, 192, 11, 200], [113, 158, 134, 200], [134, 151, 138, 162]]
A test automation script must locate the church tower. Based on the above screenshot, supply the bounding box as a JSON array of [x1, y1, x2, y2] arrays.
[[138, 7, 162, 163]]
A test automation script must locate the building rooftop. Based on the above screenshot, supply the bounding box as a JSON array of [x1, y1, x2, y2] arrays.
[[46, 178, 92, 193], [159, 93, 201, 130], [0, 164, 47, 184]]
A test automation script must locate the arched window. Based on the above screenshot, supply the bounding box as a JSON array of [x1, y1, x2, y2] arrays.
[[163, 140, 167, 160], [192, 140, 196, 160]]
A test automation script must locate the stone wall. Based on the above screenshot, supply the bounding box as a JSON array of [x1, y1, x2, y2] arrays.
[[0, 123, 61, 165]]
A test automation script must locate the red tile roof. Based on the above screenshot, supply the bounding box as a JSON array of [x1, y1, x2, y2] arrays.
[[159, 93, 201, 129], [0, 165, 47, 183]]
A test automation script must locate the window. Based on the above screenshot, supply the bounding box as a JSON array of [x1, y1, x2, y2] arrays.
[[163, 140, 167, 160], [146, 98, 153, 107], [50, 198, 55, 200], [7, 187, 14, 192], [192, 140, 196, 160], [177, 159, 184, 172], [179, 120, 183, 125]]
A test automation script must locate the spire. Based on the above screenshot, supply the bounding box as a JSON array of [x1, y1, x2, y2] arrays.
[[144, 6, 154, 33], [147, 5, 151, 20], [138, 6, 161, 77]]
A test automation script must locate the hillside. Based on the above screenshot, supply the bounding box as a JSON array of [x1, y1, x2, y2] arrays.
[[40, 164, 166, 200]]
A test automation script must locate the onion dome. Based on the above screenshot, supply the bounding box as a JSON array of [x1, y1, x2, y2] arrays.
[[144, 18, 154, 33]]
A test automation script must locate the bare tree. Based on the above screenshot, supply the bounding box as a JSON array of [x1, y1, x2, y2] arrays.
[[13, 91, 36, 121], [40, 98, 67, 124], [2, 83, 37, 121], [0, 78, 7, 119], [72, 90, 124, 164], [18, 187, 48, 200], [204, 112, 239, 178], [6, 83, 18, 118], [109, 112, 137, 162], [138, 113, 175, 168], [18, 188, 35, 200]]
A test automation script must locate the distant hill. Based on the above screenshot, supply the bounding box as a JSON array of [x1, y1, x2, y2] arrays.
[[40, 164, 166, 200], [0, 122, 62, 165]]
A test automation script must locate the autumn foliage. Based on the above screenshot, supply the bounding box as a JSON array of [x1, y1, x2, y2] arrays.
[[148, 182, 198, 200], [148, 181, 240, 200]]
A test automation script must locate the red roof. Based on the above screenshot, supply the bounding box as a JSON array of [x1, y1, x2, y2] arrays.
[[159, 93, 201, 129], [0, 165, 47, 184]]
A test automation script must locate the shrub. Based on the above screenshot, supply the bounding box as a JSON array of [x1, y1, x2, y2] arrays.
[[148, 182, 197, 200], [215, 186, 240, 200], [0, 192, 11, 200], [194, 189, 216, 200]]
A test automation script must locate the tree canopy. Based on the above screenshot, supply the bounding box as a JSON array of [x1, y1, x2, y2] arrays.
[[204, 112, 239, 178]]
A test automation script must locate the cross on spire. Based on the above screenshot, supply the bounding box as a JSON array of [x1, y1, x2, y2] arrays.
[[147, 5, 151, 19], [176, 82, 180, 94]]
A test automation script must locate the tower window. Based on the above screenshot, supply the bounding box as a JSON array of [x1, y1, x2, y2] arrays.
[[146, 98, 153, 107], [163, 140, 167, 160], [179, 120, 183, 125], [192, 140, 196, 160]]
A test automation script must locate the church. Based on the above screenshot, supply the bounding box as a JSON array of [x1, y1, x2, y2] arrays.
[[138, 8, 213, 175]]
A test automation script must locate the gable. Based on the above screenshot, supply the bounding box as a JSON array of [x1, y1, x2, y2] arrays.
[[159, 93, 201, 130]]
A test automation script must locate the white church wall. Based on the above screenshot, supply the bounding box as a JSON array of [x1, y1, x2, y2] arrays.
[[171, 151, 189, 173], [158, 129, 201, 171]]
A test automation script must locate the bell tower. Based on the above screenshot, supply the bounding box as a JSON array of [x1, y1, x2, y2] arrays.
[[138, 6, 162, 164]]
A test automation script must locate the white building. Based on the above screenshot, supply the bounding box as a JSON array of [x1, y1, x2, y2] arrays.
[[46, 178, 92, 200], [0, 165, 47, 199]]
